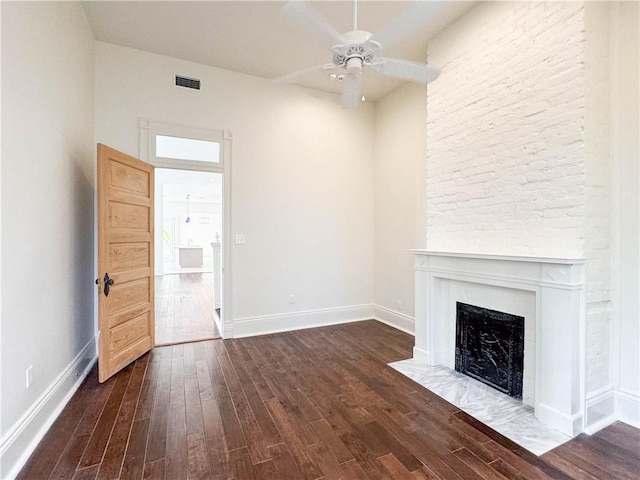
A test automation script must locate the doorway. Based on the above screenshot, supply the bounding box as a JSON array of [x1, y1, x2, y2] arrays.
[[139, 119, 231, 341], [154, 168, 222, 345]]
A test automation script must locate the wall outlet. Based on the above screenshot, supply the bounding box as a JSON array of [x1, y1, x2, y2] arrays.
[[26, 365, 34, 388], [288, 295, 295, 304], [396, 300, 403, 312], [234, 234, 246, 245]]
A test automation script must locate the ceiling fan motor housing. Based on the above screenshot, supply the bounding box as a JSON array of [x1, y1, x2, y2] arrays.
[[331, 30, 381, 72]]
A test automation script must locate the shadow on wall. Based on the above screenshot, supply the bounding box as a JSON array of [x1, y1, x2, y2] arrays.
[[70, 156, 96, 352]]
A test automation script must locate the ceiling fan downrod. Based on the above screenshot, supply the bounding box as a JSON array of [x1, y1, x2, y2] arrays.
[[353, 0, 358, 31]]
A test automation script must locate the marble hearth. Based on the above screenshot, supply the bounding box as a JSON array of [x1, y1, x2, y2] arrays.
[[407, 251, 586, 439], [389, 358, 571, 455]]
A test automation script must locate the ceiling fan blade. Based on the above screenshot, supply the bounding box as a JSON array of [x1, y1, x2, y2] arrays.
[[273, 63, 335, 84], [284, 1, 345, 48], [342, 72, 363, 109], [372, 57, 440, 84], [372, 2, 446, 50]]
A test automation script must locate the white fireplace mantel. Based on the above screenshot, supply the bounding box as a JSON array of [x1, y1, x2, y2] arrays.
[[411, 250, 586, 437]]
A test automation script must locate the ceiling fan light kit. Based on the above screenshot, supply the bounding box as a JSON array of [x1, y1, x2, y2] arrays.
[[278, 0, 441, 108], [345, 56, 363, 75]]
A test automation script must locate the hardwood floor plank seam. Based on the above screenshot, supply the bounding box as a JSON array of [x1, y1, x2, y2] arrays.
[[17, 321, 640, 480]]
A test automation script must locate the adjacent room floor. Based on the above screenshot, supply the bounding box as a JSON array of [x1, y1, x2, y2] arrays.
[[155, 273, 220, 345], [17, 321, 640, 480]]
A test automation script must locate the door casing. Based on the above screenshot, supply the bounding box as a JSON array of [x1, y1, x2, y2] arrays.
[[138, 119, 233, 338]]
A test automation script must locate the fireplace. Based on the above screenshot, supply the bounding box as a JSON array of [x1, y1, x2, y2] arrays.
[[455, 302, 524, 399], [412, 250, 586, 436]]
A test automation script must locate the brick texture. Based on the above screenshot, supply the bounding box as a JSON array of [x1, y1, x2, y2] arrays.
[[426, 1, 586, 257], [425, 1, 612, 394]]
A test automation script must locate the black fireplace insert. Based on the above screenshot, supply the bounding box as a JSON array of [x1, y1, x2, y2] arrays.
[[455, 302, 525, 399]]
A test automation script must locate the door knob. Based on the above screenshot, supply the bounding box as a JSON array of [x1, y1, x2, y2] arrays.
[[103, 273, 115, 297]]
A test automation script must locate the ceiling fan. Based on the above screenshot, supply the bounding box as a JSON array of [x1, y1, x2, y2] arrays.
[[276, 0, 442, 108]]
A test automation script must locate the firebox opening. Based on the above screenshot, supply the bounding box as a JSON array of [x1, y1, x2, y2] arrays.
[[455, 302, 525, 399]]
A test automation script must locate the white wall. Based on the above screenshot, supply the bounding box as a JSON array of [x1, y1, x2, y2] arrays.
[[0, 0, 4, 468], [95, 42, 375, 337], [583, 1, 613, 417], [373, 83, 427, 333], [0, 2, 96, 477], [611, 1, 640, 427]]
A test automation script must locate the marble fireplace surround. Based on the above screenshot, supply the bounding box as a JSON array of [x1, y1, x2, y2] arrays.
[[411, 250, 586, 437]]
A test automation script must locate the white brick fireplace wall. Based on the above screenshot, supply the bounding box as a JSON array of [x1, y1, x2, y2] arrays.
[[421, 1, 619, 433]]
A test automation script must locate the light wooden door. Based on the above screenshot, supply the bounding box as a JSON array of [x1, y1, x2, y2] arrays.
[[97, 144, 154, 383]]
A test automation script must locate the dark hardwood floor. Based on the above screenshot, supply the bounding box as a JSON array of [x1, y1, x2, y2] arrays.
[[18, 321, 640, 479]]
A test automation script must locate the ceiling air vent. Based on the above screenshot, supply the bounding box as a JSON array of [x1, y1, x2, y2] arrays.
[[175, 75, 200, 90]]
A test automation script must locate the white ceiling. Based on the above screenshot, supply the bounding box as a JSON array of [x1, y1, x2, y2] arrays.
[[82, 0, 475, 101]]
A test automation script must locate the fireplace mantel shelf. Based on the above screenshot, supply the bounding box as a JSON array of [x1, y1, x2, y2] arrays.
[[408, 250, 585, 265]]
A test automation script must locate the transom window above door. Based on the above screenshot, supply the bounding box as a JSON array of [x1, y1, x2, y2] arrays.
[[155, 135, 220, 163], [139, 118, 227, 172]]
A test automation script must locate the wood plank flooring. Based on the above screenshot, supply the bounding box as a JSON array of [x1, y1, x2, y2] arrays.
[[155, 273, 220, 345], [18, 321, 640, 479]]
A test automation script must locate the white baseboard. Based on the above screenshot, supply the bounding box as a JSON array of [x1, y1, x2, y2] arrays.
[[373, 305, 415, 335], [232, 304, 375, 338], [0, 337, 97, 480], [536, 402, 583, 437], [413, 346, 431, 364], [213, 309, 222, 337], [232, 303, 419, 339], [615, 388, 640, 428], [585, 387, 617, 434]]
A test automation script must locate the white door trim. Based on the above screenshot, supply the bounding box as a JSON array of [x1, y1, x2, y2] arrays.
[[139, 118, 233, 338]]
